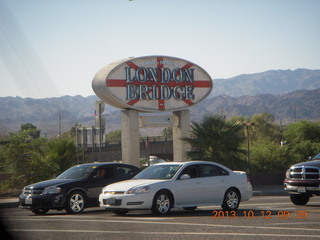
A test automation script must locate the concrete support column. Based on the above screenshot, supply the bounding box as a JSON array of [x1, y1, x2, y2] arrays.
[[172, 109, 191, 162], [121, 110, 140, 167]]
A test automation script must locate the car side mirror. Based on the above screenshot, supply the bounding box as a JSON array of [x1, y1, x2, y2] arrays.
[[180, 174, 190, 180]]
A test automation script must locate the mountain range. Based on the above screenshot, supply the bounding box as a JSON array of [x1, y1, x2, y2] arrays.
[[211, 68, 320, 97], [0, 69, 319, 137]]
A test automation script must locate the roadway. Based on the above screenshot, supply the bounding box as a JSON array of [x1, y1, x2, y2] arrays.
[[1, 195, 320, 240]]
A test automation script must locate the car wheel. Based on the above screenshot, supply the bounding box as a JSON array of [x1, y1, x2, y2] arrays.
[[65, 191, 86, 214], [183, 207, 197, 211], [221, 188, 240, 211], [151, 190, 172, 215], [113, 209, 129, 215], [290, 194, 309, 205], [31, 209, 49, 215]]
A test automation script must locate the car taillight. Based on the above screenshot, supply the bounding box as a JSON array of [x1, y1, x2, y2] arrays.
[[246, 175, 251, 182]]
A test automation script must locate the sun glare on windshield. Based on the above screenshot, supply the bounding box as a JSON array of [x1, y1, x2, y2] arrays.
[[57, 165, 95, 179], [134, 165, 182, 180]]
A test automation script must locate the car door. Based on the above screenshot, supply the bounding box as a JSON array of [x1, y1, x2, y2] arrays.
[[174, 164, 205, 205], [197, 164, 229, 204], [87, 166, 118, 200]]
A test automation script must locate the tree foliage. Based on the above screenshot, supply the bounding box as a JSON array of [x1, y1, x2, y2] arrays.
[[183, 113, 320, 173], [250, 112, 282, 143], [162, 127, 172, 138], [105, 130, 121, 141], [44, 136, 77, 175], [1, 127, 48, 186], [250, 139, 291, 173], [0, 124, 77, 189], [182, 115, 246, 170], [283, 120, 320, 163], [1, 115, 320, 190], [20, 123, 41, 139]]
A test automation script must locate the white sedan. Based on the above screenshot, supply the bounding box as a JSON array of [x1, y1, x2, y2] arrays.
[[99, 161, 252, 215]]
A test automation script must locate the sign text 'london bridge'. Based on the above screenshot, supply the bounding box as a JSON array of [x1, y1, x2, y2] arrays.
[[125, 66, 195, 101]]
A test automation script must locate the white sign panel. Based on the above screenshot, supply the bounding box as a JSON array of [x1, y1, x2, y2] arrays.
[[140, 115, 172, 128], [92, 55, 213, 112]]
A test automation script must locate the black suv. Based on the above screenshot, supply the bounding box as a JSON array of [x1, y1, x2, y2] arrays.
[[284, 153, 320, 205], [19, 162, 141, 215]]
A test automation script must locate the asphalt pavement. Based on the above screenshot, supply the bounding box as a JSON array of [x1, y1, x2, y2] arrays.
[[3, 193, 319, 240]]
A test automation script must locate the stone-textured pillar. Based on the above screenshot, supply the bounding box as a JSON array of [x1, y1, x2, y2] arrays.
[[172, 109, 191, 162], [121, 110, 140, 167]]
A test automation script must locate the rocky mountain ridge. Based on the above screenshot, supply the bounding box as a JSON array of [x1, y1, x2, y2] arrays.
[[1, 69, 319, 136]]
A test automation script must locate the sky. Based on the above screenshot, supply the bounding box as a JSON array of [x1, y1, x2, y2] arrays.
[[0, 0, 319, 99]]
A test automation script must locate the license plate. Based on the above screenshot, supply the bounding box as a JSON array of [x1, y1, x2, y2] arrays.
[[297, 187, 306, 193], [25, 197, 32, 205]]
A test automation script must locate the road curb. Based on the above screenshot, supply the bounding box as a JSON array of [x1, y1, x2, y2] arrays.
[[252, 185, 288, 196], [0, 198, 19, 209]]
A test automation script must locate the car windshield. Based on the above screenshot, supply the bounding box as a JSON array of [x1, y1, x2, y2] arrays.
[[134, 164, 182, 180], [312, 152, 320, 160], [56, 165, 96, 179]]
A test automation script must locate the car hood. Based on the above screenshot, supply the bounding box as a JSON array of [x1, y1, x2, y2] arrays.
[[104, 179, 167, 191], [294, 160, 320, 168], [25, 178, 78, 190]]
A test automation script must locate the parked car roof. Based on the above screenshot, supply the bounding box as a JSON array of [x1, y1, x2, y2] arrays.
[[74, 162, 135, 167]]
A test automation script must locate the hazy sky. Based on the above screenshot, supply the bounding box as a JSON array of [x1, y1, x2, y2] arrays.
[[1, 0, 319, 99]]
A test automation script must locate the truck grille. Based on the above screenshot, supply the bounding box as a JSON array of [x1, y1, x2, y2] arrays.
[[289, 166, 320, 180]]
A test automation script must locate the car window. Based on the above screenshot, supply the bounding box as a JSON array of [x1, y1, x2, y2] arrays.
[[95, 167, 113, 179], [114, 166, 134, 179], [180, 165, 199, 178], [199, 164, 229, 177], [312, 152, 320, 160], [57, 165, 95, 179]]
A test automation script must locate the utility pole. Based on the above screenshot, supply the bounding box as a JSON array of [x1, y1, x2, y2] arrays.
[[76, 127, 79, 164], [58, 112, 61, 137], [95, 101, 105, 162]]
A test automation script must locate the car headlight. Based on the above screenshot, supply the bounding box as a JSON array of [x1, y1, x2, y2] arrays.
[[127, 186, 150, 194], [43, 186, 61, 194], [285, 170, 290, 179]]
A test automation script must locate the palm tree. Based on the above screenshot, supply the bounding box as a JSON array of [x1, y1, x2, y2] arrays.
[[45, 136, 77, 174], [182, 115, 246, 170]]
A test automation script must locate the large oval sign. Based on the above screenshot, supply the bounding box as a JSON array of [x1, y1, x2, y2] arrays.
[[92, 56, 213, 112]]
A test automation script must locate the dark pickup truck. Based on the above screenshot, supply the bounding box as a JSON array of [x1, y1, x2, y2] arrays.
[[284, 152, 320, 205]]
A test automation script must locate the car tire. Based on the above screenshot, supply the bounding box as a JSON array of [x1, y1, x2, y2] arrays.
[[151, 190, 172, 215], [221, 188, 240, 211], [183, 207, 197, 211], [65, 191, 86, 214], [290, 194, 309, 205], [31, 209, 49, 215]]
